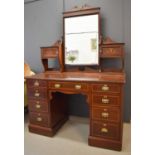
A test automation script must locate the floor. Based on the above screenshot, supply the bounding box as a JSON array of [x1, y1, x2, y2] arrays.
[[24, 116, 131, 155]]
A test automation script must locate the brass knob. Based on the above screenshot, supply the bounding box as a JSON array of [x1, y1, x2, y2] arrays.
[[101, 128, 108, 133], [34, 81, 39, 86], [36, 117, 42, 122], [54, 84, 61, 88], [34, 92, 40, 97], [75, 85, 81, 89], [36, 101, 40, 104], [36, 104, 41, 109], [101, 112, 109, 118], [101, 98, 109, 104], [101, 85, 109, 91]]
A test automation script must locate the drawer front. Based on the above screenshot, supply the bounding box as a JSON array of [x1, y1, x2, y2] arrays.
[[27, 80, 47, 88], [101, 47, 123, 57], [29, 112, 50, 127], [27, 88, 47, 100], [49, 82, 88, 91], [92, 107, 120, 123], [92, 83, 121, 93], [41, 47, 58, 58], [92, 121, 120, 140], [92, 94, 120, 106], [28, 99, 49, 113]]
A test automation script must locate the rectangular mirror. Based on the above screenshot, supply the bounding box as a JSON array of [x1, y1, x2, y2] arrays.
[[64, 14, 99, 65]]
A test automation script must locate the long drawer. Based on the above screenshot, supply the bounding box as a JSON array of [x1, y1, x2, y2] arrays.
[[92, 107, 120, 123], [49, 82, 88, 91], [29, 112, 50, 127], [92, 93, 120, 106], [28, 99, 49, 113], [91, 121, 120, 140]]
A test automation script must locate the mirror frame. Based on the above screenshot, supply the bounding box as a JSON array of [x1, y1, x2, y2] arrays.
[[63, 7, 101, 67]]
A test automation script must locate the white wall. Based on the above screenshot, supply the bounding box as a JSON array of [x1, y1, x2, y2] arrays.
[[24, 0, 63, 72]]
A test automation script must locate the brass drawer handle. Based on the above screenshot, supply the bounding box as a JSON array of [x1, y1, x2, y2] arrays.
[[36, 117, 42, 122], [101, 98, 109, 104], [34, 93, 40, 97], [109, 48, 114, 53], [101, 85, 109, 91], [35, 104, 41, 109], [101, 112, 109, 118], [34, 81, 39, 86], [54, 84, 61, 88], [75, 85, 81, 89], [101, 128, 108, 133]]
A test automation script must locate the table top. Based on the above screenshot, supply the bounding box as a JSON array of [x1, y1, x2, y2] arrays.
[[25, 71, 125, 83]]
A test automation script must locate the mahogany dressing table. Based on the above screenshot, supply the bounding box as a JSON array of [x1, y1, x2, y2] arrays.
[[25, 6, 126, 151]]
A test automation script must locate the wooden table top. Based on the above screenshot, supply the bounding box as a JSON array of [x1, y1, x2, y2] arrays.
[[25, 71, 126, 83]]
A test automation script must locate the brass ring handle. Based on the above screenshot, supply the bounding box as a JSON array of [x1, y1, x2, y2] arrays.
[[101, 128, 108, 133], [34, 93, 40, 97], [101, 98, 109, 104], [36, 117, 42, 122], [54, 84, 61, 88], [101, 112, 109, 118], [101, 85, 109, 91], [75, 85, 81, 89], [34, 81, 39, 86], [36, 104, 41, 109]]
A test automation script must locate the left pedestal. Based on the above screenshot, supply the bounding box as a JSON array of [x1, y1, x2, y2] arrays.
[[26, 79, 69, 137]]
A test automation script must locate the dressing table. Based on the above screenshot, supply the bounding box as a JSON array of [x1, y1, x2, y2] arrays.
[[25, 6, 126, 151]]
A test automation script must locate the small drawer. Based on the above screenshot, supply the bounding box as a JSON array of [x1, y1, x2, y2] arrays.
[[92, 83, 121, 93], [28, 99, 49, 113], [92, 94, 120, 106], [92, 107, 120, 123], [49, 82, 88, 91], [41, 47, 58, 59], [27, 80, 47, 88], [101, 47, 123, 58], [29, 112, 50, 127], [92, 121, 120, 140], [27, 88, 47, 100]]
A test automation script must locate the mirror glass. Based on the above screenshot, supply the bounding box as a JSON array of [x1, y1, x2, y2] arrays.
[[64, 14, 99, 65]]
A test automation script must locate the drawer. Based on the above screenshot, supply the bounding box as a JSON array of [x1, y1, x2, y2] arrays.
[[92, 94, 120, 106], [27, 80, 47, 88], [92, 83, 121, 93], [92, 121, 120, 140], [27, 88, 47, 100], [101, 47, 123, 58], [41, 47, 58, 59], [29, 112, 50, 127], [49, 82, 88, 91], [92, 107, 120, 123], [28, 99, 49, 113]]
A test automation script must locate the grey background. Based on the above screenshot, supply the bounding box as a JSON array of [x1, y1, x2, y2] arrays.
[[24, 0, 131, 122]]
